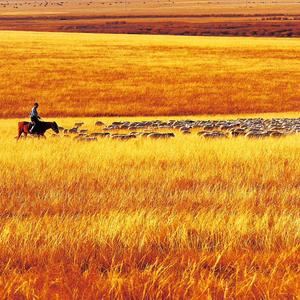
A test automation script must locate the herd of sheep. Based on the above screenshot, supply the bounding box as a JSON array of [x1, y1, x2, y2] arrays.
[[57, 117, 300, 141]]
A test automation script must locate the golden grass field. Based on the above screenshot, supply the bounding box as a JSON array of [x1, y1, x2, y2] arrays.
[[0, 115, 300, 298], [1, 29, 300, 299], [2, 31, 300, 118]]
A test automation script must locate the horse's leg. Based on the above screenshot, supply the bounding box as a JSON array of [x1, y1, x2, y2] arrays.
[[24, 125, 29, 138], [17, 131, 22, 140], [17, 130, 25, 140], [17, 124, 23, 140]]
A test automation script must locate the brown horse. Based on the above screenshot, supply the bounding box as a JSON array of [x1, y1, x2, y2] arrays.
[[17, 121, 59, 140]]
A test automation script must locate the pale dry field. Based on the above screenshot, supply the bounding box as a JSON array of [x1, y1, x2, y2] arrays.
[[2, 31, 300, 118], [1, 0, 300, 16], [0, 116, 300, 299]]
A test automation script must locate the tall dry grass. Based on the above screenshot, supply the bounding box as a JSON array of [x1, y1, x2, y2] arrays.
[[0, 117, 300, 299], [2, 31, 300, 117]]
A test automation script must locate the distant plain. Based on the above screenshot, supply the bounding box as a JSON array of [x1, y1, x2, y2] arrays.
[[2, 31, 300, 118]]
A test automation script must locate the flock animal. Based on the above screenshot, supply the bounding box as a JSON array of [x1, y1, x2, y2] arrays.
[[54, 117, 300, 142]]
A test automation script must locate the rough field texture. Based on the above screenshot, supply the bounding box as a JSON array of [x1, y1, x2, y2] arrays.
[[4, 15, 300, 37], [2, 31, 300, 118], [1, 116, 300, 298]]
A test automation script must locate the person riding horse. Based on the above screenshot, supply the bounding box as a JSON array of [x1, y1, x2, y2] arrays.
[[30, 102, 41, 134], [16, 103, 59, 139]]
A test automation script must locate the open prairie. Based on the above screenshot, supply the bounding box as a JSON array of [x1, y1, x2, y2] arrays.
[[2, 31, 300, 118], [1, 115, 300, 298], [2, 16, 300, 299]]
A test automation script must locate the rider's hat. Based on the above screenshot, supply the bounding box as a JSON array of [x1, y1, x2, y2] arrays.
[[34, 102, 39, 106]]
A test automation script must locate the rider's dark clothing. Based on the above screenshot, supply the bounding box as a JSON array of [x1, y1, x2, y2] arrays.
[[30, 107, 40, 133], [30, 107, 39, 118], [30, 116, 40, 133]]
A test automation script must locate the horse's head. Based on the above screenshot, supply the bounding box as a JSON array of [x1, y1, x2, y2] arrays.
[[52, 122, 59, 134]]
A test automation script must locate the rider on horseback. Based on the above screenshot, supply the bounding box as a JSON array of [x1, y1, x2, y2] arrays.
[[29, 102, 41, 134]]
